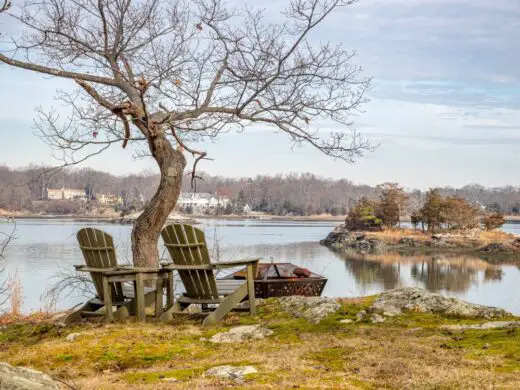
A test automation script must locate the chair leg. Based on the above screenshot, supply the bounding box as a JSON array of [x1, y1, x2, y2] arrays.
[[166, 271, 175, 308], [102, 276, 113, 323], [246, 264, 256, 315], [155, 275, 164, 317], [160, 302, 183, 323], [135, 273, 146, 322], [116, 291, 156, 320], [202, 283, 248, 326]]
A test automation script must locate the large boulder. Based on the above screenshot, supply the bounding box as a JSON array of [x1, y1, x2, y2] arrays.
[[320, 225, 386, 252], [370, 287, 510, 319], [279, 296, 340, 323], [0, 362, 58, 390]]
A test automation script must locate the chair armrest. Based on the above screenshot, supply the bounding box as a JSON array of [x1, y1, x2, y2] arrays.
[[74, 265, 164, 275], [74, 265, 119, 273], [162, 264, 213, 271], [212, 258, 261, 269]]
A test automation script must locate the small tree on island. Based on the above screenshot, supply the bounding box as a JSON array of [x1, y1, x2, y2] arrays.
[[345, 197, 383, 231], [377, 183, 408, 228], [419, 188, 444, 232], [441, 196, 479, 230], [483, 213, 506, 231], [0, 0, 370, 267]]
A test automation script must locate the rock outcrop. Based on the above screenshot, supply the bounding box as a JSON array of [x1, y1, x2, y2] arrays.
[[440, 321, 520, 331], [279, 296, 340, 323], [205, 365, 257, 381], [209, 325, 273, 343], [319, 225, 386, 252], [0, 362, 58, 390], [370, 287, 510, 319]]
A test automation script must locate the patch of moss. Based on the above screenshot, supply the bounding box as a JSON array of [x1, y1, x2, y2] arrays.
[[443, 327, 520, 372], [124, 368, 203, 383], [0, 322, 59, 346], [305, 346, 355, 371]]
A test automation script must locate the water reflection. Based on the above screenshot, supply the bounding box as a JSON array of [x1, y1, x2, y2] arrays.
[[339, 251, 504, 294]]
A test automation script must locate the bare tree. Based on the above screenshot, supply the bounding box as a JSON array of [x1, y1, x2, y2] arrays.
[[0, 0, 370, 267], [0, 225, 16, 311]]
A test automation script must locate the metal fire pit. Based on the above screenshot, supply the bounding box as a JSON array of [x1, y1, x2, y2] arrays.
[[225, 262, 327, 298]]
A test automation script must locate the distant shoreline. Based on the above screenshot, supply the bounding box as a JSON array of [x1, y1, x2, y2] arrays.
[[3, 213, 520, 224]]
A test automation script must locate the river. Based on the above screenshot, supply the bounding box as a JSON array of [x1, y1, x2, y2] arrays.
[[1, 218, 520, 314]]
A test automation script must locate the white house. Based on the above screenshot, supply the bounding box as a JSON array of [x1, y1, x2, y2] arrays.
[[97, 193, 124, 206], [177, 192, 229, 211], [47, 188, 87, 201]]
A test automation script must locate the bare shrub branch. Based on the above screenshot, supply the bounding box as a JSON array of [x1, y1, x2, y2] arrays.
[[0, 224, 17, 313]]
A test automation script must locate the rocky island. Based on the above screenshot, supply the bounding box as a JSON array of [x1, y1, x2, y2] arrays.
[[320, 224, 520, 256], [321, 186, 520, 258]]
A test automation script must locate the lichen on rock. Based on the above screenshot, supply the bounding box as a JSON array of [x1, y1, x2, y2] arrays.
[[370, 287, 510, 319], [279, 296, 340, 323], [0, 362, 58, 390], [205, 365, 257, 381], [209, 325, 273, 343]]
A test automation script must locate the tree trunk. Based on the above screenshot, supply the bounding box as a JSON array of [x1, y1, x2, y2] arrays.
[[131, 135, 186, 267]]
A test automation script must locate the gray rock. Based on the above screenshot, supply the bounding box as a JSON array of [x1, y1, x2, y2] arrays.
[[440, 321, 520, 331], [340, 319, 353, 324], [205, 365, 257, 381], [371, 313, 386, 324], [65, 333, 81, 342], [320, 225, 385, 252], [279, 296, 340, 324], [209, 325, 273, 343], [0, 362, 58, 390], [356, 310, 367, 320], [371, 287, 510, 319], [381, 306, 402, 317]]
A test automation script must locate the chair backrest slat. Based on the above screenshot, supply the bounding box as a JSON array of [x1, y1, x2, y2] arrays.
[[77, 228, 124, 301], [162, 224, 219, 299]]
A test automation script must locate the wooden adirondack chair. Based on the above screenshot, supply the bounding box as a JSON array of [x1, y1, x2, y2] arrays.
[[66, 227, 172, 323], [161, 224, 260, 326]]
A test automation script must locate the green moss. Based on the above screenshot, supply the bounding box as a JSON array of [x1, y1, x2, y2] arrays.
[[55, 354, 74, 362], [0, 323, 59, 346], [442, 327, 520, 372], [124, 368, 203, 383], [305, 346, 355, 371]]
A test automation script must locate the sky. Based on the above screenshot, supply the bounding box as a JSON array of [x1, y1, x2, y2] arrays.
[[1, 0, 520, 190]]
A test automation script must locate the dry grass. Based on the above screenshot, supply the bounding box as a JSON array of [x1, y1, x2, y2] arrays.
[[479, 230, 515, 244], [365, 228, 429, 243], [6, 270, 23, 316], [1, 299, 520, 389]]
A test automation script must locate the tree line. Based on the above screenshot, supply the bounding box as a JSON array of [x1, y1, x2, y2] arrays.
[[1, 166, 520, 218], [346, 186, 505, 232]]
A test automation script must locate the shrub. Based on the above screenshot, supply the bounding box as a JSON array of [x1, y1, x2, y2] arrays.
[[483, 213, 505, 231], [345, 197, 383, 231]]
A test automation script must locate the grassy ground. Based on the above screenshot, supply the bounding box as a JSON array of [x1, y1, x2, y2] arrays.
[[2, 298, 520, 389], [365, 228, 515, 245]]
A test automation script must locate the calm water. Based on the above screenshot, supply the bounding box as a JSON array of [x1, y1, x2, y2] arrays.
[[1, 218, 520, 314]]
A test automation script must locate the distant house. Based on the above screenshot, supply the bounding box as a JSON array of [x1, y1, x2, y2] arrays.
[[97, 193, 123, 206], [177, 192, 229, 212], [47, 188, 87, 201]]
